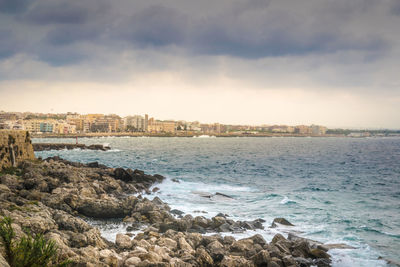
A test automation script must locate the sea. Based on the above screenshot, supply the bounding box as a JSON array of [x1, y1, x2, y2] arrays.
[[33, 136, 400, 267]]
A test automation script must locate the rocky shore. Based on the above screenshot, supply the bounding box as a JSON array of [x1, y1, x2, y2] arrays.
[[33, 143, 111, 151], [0, 157, 346, 267]]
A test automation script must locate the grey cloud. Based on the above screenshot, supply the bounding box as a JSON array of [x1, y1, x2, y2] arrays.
[[25, 1, 89, 24], [45, 24, 102, 46], [117, 5, 187, 47], [0, 30, 20, 59], [0, 0, 32, 14], [0, 0, 399, 72]]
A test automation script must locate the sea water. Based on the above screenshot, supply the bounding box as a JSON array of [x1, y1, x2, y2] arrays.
[[33, 137, 400, 267]]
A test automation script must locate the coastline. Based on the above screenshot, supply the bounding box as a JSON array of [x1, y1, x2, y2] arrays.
[[0, 157, 353, 267], [32, 132, 346, 138]]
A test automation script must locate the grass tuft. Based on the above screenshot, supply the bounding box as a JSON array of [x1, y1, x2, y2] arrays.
[[0, 217, 72, 267]]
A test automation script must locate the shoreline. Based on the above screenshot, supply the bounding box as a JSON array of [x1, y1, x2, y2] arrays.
[[32, 132, 351, 138], [0, 157, 363, 267]]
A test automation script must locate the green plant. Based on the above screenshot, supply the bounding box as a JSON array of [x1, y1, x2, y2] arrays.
[[0, 217, 72, 267]]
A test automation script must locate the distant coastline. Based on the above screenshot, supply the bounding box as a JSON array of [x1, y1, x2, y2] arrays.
[[31, 132, 350, 138]]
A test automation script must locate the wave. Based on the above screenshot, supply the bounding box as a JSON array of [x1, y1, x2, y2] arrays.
[[280, 196, 297, 205]]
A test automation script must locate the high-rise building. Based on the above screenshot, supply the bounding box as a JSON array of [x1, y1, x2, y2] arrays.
[[144, 114, 149, 132]]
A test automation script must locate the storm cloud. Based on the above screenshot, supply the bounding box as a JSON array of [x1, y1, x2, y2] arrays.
[[0, 0, 399, 127]]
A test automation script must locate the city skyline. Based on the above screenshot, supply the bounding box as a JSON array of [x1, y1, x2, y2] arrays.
[[1, 0, 399, 128]]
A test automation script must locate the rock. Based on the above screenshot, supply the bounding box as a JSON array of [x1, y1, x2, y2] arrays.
[[313, 258, 332, 267], [309, 248, 331, 259], [291, 240, 311, 258], [251, 250, 271, 265], [113, 168, 134, 182], [378, 257, 400, 267], [294, 257, 313, 267], [138, 251, 163, 263], [271, 233, 287, 244], [0, 253, 10, 267], [196, 247, 214, 266], [99, 249, 120, 266], [323, 243, 356, 250], [212, 216, 226, 228], [157, 237, 177, 250], [248, 234, 267, 246], [220, 255, 255, 267], [152, 187, 160, 193], [270, 218, 294, 228], [170, 209, 184, 216], [125, 256, 141, 266], [282, 255, 297, 266], [193, 216, 210, 228], [87, 162, 99, 168], [218, 223, 232, 232], [215, 192, 234, 199], [116, 233, 132, 249], [77, 198, 129, 218], [178, 237, 195, 254]]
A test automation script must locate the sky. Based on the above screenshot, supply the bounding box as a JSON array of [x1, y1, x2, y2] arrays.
[[0, 0, 399, 128]]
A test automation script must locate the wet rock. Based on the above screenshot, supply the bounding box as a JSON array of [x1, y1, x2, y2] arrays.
[[313, 258, 332, 267], [152, 187, 160, 193], [271, 217, 294, 228], [309, 248, 331, 259], [171, 209, 184, 216], [294, 257, 313, 267], [215, 192, 234, 199]]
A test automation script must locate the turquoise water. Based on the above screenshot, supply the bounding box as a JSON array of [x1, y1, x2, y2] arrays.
[[34, 137, 400, 266]]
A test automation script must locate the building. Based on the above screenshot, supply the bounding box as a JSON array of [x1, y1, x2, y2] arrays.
[[311, 125, 327, 135], [124, 115, 146, 131], [23, 120, 42, 133], [295, 125, 312, 135], [147, 118, 176, 133], [39, 122, 54, 133]]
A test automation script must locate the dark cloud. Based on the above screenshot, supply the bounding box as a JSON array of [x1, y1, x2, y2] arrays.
[[0, 30, 20, 59], [45, 24, 102, 46], [37, 46, 86, 66], [0, 0, 398, 67], [0, 0, 32, 14], [117, 5, 187, 47], [25, 1, 88, 24]]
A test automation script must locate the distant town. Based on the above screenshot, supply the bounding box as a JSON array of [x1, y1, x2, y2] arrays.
[[0, 111, 399, 137]]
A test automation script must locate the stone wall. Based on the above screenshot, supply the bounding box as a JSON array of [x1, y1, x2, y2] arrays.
[[0, 130, 35, 169]]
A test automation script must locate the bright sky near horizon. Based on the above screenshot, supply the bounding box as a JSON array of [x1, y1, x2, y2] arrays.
[[0, 0, 399, 128]]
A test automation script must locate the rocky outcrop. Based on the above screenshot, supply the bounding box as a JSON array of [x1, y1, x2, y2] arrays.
[[0, 157, 341, 267], [33, 143, 111, 151]]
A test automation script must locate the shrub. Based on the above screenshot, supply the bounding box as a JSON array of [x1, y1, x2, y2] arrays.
[[0, 217, 72, 267]]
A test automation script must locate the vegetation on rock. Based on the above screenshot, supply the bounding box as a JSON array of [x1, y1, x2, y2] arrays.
[[0, 217, 72, 267]]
